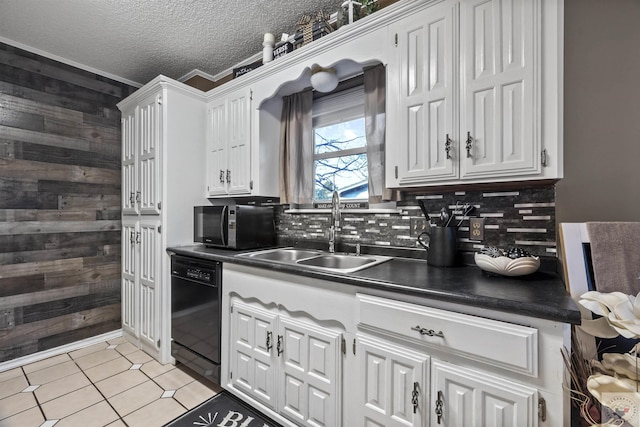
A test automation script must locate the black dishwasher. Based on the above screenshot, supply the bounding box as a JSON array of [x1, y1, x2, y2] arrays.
[[170, 255, 221, 384]]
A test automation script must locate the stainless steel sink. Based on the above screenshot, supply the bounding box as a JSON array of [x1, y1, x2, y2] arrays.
[[241, 248, 322, 262], [237, 248, 391, 273]]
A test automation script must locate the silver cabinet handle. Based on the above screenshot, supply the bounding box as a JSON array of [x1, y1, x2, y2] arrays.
[[129, 192, 135, 205], [435, 390, 444, 424], [465, 132, 473, 158], [445, 134, 452, 160], [277, 335, 283, 356], [266, 331, 272, 351], [412, 382, 420, 414], [226, 169, 231, 184], [219, 170, 225, 183], [411, 325, 444, 338]]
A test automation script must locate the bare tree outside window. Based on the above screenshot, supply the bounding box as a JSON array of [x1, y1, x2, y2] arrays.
[[313, 116, 368, 201]]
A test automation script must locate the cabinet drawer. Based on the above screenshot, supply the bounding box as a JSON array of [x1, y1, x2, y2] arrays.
[[357, 294, 538, 376]]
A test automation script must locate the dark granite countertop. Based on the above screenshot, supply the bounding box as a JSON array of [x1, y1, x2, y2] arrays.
[[167, 245, 581, 325]]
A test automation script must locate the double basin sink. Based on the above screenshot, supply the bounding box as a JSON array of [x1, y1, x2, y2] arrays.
[[237, 247, 391, 273]]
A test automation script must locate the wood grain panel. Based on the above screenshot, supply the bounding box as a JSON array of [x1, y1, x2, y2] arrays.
[[0, 158, 119, 184], [0, 304, 121, 347], [0, 220, 120, 236], [0, 274, 45, 297], [0, 46, 125, 97], [0, 281, 119, 311], [44, 264, 120, 290], [0, 92, 84, 124], [1, 126, 120, 158], [0, 41, 134, 363]]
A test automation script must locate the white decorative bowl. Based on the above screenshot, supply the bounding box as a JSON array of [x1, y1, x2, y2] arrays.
[[474, 253, 540, 277]]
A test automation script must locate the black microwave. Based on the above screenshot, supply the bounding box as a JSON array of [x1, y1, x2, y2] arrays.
[[194, 204, 276, 249]]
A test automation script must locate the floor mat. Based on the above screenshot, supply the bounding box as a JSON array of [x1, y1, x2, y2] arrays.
[[164, 390, 283, 427]]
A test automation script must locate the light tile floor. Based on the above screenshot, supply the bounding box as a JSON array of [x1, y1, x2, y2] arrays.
[[0, 336, 221, 427]]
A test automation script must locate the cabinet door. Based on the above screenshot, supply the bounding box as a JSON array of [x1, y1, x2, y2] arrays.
[[227, 88, 252, 195], [431, 360, 537, 427], [278, 317, 342, 427], [137, 219, 162, 355], [206, 98, 228, 196], [460, 0, 540, 180], [387, 0, 456, 186], [230, 300, 278, 410], [137, 92, 163, 214], [121, 111, 138, 215], [357, 334, 429, 427], [121, 218, 138, 338]]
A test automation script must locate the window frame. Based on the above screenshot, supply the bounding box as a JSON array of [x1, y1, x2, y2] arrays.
[[311, 85, 369, 204]]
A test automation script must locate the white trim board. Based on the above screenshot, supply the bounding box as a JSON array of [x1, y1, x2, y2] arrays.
[[0, 329, 123, 373]]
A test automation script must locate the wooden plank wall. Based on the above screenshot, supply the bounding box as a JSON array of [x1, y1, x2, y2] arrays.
[[0, 42, 136, 362]]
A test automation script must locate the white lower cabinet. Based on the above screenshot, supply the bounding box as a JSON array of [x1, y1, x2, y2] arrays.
[[431, 360, 537, 427], [229, 298, 342, 427], [222, 265, 569, 426], [357, 334, 429, 427], [356, 335, 537, 427], [121, 217, 162, 357]]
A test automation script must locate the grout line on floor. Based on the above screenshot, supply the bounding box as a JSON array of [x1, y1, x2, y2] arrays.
[[2, 340, 216, 427]]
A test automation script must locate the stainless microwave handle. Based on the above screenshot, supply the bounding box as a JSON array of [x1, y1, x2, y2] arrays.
[[220, 205, 228, 246]]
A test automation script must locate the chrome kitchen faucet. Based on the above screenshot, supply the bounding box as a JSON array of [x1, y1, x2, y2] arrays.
[[329, 190, 341, 253]]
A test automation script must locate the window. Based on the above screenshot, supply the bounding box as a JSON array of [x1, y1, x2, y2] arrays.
[[312, 86, 368, 202]]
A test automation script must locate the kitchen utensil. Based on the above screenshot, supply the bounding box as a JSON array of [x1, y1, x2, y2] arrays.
[[444, 204, 457, 227], [456, 203, 475, 228], [440, 207, 450, 227], [418, 226, 458, 267], [417, 199, 430, 221]]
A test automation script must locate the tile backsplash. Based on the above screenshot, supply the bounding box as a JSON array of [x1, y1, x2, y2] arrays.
[[276, 184, 556, 258]]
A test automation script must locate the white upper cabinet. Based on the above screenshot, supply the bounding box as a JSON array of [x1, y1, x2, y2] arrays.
[[460, 0, 538, 180], [206, 87, 253, 196], [387, 0, 457, 185], [136, 93, 163, 214], [121, 91, 162, 216], [387, 0, 562, 188]]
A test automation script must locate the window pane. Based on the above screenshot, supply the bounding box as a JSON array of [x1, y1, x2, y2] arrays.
[[314, 117, 366, 155], [314, 154, 369, 201]]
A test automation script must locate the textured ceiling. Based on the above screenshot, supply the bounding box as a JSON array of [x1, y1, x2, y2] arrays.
[[0, 0, 344, 86]]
